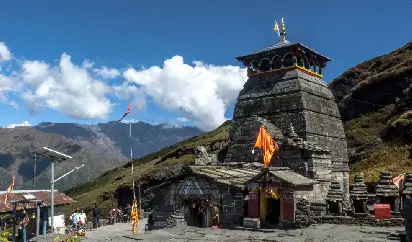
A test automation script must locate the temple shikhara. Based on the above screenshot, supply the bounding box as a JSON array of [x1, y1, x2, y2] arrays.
[[224, 17, 349, 226], [122, 18, 407, 230]]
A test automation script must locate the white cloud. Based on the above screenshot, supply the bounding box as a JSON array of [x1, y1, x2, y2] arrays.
[[0, 42, 11, 62], [93, 66, 120, 79], [0, 41, 248, 131], [124, 56, 247, 131], [19, 53, 113, 119]]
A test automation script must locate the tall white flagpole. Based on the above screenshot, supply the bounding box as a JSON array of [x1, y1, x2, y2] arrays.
[[130, 121, 136, 200]]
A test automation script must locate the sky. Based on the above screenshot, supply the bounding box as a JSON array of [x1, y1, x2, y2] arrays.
[[0, 0, 411, 131]]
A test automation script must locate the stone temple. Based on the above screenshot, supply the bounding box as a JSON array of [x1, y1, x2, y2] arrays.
[[224, 20, 350, 202]]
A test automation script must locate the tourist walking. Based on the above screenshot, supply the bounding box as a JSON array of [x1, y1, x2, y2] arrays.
[[70, 210, 80, 232], [93, 204, 101, 228]]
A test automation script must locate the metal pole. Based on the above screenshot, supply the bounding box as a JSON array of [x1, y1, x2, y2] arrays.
[[42, 210, 47, 235], [12, 203, 16, 242], [138, 184, 141, 213], [130, 122, 133, 175], [23, 224, 27, 242], [36, 203, 40, 237], [51, 158, 55, 233], [32, 153, 37, 188]]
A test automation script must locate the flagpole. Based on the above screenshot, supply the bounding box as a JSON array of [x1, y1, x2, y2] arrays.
[[130, 118, 136, 200]]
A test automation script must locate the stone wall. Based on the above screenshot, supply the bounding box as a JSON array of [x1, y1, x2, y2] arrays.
[[294, 215, 404, 228]]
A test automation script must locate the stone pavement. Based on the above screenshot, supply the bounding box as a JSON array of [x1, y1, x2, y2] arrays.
[[124, 223, 404, 242], [29, 219, 147, 241], [30, 220, 404, 241]]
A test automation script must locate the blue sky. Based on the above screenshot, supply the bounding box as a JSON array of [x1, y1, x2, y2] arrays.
[[0, 0, 411, 130]]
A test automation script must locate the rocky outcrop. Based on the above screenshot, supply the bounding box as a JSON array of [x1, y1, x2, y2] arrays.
[[328, 42, 412, 122], [194, 146, 218, 165]]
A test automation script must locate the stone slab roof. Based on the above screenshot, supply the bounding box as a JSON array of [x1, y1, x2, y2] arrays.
[[188, 166, 260, 188], [247, 167, 317, 186]]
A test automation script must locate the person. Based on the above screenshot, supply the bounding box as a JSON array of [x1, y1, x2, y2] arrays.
[[93, 204, 101, 228], [70, 210, 80, 232], [126, 204, 132, 223], [80, 210, 87, 225]]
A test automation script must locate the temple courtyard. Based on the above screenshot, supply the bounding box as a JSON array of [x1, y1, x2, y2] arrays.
[[30, 219, 404, 241]]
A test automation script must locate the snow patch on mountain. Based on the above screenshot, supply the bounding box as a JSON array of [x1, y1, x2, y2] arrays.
[[6, 121, 31, 128]]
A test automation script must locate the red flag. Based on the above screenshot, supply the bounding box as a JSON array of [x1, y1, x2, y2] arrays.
[[4, 176, 15, 204], [118, 102, 131, 122]]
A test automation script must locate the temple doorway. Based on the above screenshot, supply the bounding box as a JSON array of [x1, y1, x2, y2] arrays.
[[353, 200, 365, 213], [187, 202, 205, 227], [327, 201, 340, 214], [265, 198, 280, 224]]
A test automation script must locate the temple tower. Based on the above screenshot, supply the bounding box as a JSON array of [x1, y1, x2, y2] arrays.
[[225, 18, 350, 201]]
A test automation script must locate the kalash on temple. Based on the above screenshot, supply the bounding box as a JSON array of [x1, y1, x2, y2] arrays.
[[224, 17, 350, 228]]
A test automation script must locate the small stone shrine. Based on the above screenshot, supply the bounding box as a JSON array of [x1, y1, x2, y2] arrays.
[[326, 180, 343, 215], [350, 173, 368, 214], [402, 173, 412, 208], [403, 173, 412, 198], [375, 171, 400, 212]]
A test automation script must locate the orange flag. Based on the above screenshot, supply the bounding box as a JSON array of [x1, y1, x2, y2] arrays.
[[118, 102, 131, 122], [393, 173, 405, 189], [254, 125, 279, 168], [4, 176, 15, 203]]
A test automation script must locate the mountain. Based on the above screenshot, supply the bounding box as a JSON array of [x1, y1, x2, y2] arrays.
[[0, 121, 203, 191], [328, 41, 412, 183], [64, 42, 412, 215], [6, 121, 31, 129]]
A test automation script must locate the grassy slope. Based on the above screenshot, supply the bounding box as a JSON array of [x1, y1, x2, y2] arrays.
[[66, 120, 231, 214], [346, 105, 412, 183]]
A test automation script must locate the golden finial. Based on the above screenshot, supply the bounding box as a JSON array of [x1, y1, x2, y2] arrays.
[[281, 17, 286, 32], [279, 17, 288, 43]]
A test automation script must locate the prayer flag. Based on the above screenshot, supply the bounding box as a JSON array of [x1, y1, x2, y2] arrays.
[[253, 125, 279, 168], [118, 102, 131, 122], [393, 173, 405, 189], [274, 21, 280, 37], [131, 199, 139, 234], [4, 176, 15, 203]]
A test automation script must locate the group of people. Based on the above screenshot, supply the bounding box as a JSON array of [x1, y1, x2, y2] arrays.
[[69, 209, 87, 232], [109, 205, 132, 224], [69, 204, 101, 233]]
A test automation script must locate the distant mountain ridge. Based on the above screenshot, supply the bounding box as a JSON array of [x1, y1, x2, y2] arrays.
[[0, 121, 203, 191]]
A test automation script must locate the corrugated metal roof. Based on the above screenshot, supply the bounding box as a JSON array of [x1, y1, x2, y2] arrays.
[[0, 191, 75, 213]]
